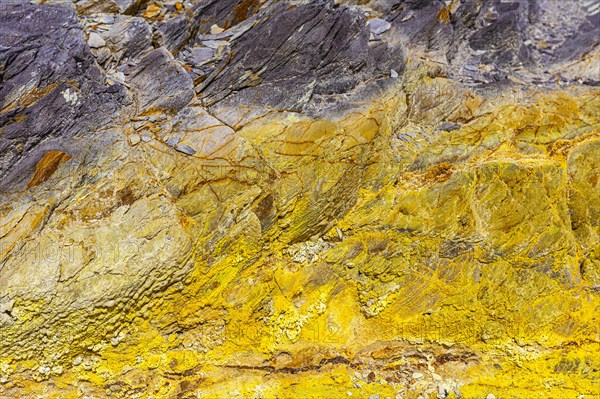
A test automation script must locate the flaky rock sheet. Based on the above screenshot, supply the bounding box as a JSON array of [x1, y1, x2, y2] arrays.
[[0, 0, 599, 398]]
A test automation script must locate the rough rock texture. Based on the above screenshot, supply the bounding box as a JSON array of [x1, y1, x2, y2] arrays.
[[199, 0, 405, 113], [0, 3, 125, 190], [0, 0, 599, 398]]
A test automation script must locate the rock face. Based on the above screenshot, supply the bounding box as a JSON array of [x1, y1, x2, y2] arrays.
[[0, 4, 125, 190], [0, 1, 599, 398], [199, 0, 405, 112], [126, 48, 194, 114]]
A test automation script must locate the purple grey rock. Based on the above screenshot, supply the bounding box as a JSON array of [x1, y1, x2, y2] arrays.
[[0, 4, 125, 191], [367, 18, 391, 35], [126, 48, 194, 115], [174, 144, 197, 155]]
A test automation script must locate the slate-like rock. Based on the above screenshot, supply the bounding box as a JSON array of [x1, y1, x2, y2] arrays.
[[199, 0, 405, 112], [449, 0, 600, 83], [88, 32, 106, 48], [154, 0, 262, 53], [386, 0, 454, 56], [104, 16, 153, 63], [0, 4, 124, 191], [125, 48, 194, 115], [368, 18, 392, 35]]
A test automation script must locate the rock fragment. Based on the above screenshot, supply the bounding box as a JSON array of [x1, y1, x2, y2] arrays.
[[367, 18, 391, 35], [174, 143, 197, 155], [166, 137, 180, 147], [126, 48, 194, 115], [104, 17, 153, 63], [88, 32, 106, 48]]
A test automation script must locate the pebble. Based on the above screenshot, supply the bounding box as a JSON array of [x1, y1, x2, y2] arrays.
[[369, 395, 380, 399], [486, 395, 496, 399], [210, 24, 224, 34], [96, 15, 114, 24], [412, 372, 424, 379], [390, 69, 399, 79], [128, 134, 141, 146], [174, 144, 197, 155], [141, 135, 152, 142], [88, 32, 105, 48], [368, 18, 391, 35], [166, 137, 180, 147], [437, 122, 461, 132]]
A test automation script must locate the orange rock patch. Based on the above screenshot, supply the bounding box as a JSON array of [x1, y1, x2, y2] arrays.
[[26, 150, 72, 189]]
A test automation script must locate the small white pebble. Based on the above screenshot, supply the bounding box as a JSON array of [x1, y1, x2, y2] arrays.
[[210, 24, 224, 34], [88, 32, 105, 48]]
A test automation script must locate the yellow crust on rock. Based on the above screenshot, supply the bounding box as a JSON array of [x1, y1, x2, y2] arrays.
[[0, 81, 599, 399]]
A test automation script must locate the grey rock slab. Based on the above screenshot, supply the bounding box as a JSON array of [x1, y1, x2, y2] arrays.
[[199, 0, 405, 112], [154, 0, 262, 53], [166, 137, 181, 147], [174, 144, 197, 155], [201, 40, 230, 49], [386, 0, 453, 54], [437, 122, 461, 132], [126, 48, 194, 115], [367, 18, 391, 35], [104, 17, 153, 63], [189, 47, 216, 66]]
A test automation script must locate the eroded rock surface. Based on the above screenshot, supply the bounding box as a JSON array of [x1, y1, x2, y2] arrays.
[[0, 3, 126, 190], [0, 1, 599, 398], [199, 0, 405, 113]]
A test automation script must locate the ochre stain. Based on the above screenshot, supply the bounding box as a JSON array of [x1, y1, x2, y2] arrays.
[[26, 150, 72, 189], [436, 7, 451, 24]]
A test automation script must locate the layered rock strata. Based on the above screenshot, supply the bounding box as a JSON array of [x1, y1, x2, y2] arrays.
[[0, 0, 599, 398]]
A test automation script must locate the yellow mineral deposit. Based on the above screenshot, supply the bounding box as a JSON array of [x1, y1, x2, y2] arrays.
[[2, 76, 598, 398], [1, 1, 599, 397]]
